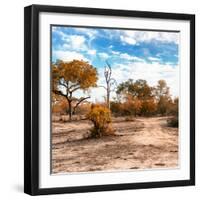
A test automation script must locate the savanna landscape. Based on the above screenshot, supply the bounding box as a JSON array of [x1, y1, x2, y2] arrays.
[[51, 26, 179, 174]]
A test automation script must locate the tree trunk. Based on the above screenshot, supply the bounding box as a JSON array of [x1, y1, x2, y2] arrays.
[[68, 100, 72, 121], [107, 94, 110, 109], [107, 87, 110, 110]]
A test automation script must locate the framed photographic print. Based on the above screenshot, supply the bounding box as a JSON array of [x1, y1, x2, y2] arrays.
[[24, 4, 195, 195]]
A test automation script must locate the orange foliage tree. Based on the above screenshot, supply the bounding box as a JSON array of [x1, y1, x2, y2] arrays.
[[116, 79, 155, 116], [140, 99, 157, 116], [123, 95, 142, 116], [52, 60, 98, 121]]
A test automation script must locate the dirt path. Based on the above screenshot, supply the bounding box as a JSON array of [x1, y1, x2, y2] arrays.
[[133, 117, 178, 146], [52, 117, 178, 174]]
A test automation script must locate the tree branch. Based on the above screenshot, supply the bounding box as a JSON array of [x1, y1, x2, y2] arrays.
[[69, 83, 80, 90], [53, 89, 66, 98], [58, 81, 68, 88], [98, 85, 107, 90], [72, 96, 90, 114], [58, 79, 70, 88], [71, 86, 81, 93]]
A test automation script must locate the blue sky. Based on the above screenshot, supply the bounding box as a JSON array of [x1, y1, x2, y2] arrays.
[[51, 26, 179, 102]]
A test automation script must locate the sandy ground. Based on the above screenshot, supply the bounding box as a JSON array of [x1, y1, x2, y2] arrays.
[[52, 117, 178, 174]]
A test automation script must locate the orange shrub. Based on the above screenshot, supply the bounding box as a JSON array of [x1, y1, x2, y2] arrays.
[[110, 97, 142, 117], [87, 104, 114, 137], [141, 99, 157, 116], [52, 100, 68, 114], [123, 96, 142, 116], [110, 101, 123, 116]]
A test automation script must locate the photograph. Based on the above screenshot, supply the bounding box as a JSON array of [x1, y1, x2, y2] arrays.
[[51, 25, 179, 174], [24, 4, 195, 195]]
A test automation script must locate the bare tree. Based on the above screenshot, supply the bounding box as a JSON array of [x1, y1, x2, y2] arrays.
[[100, 62, 117, 109]]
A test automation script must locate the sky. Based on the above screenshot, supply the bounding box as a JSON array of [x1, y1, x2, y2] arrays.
[[51, 26, 179, 102]]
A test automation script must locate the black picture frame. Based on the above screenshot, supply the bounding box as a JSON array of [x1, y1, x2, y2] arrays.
[[24, 4, 195, 196]]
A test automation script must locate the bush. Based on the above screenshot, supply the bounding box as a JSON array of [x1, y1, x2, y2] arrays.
[[52, 99, 68, 114], [140, 99, 157, 116], [167, 117, 178, 127], [110, 101, 123, 116], [87, 104, 114, 137], [110, 97, 142, 117]]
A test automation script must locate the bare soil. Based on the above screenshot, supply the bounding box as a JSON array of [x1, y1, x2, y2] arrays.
[[52, 116, 178, 174]]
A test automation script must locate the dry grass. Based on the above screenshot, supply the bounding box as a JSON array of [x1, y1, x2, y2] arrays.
[[51, 116, 178, 174]]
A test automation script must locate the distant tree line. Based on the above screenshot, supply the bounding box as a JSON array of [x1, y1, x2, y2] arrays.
[[110, 79, 178, 117], [52, 60, 178, 131]]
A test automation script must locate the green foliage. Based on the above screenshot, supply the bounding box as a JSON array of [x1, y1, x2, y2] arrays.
[[116, 79, 134, 95], [87, 104, 114, 137], [117, 79, 153, 100]]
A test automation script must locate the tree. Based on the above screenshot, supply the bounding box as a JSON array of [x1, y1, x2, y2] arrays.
[[130, 79, 153, 100], [167, 98, 178, 127], [155, 80, 171, 115], [123, 95, 142, 116], [116, 79, 155, 116], [116, 79, 134, 98], [52, 60, 98, 121], [100, 62, 117, 109], [117, 79, 153, 101], [52, 93, 68, 114], [167, 97, 178, 116], [155, 80, 170, 98], [141, 99, 157, 116]]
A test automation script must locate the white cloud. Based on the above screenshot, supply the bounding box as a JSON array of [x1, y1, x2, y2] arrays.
[[87, 60, 179, 103], [73, 28, 98, 39], [148, 56, 161, 62], [53, 28, 67, 40], [52, 26, 59, 32], [52, 28, 88, 51], [120, 53, 134, 60], [87, 49, 96, 55], [120, 35, 137, 45], [109, 45, 113, 49], [56, 57, 179, 102], [53, 28, 99, 55], [120, 30, 179, 45], [119, 53, 144, 62], [62, 35, 87, 51], [111, 62, 179, 97], [111, 50, 120, 55], [111, 51, 145, 62], [98, 52, 109, 60], [53, 50, 89, 62]]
